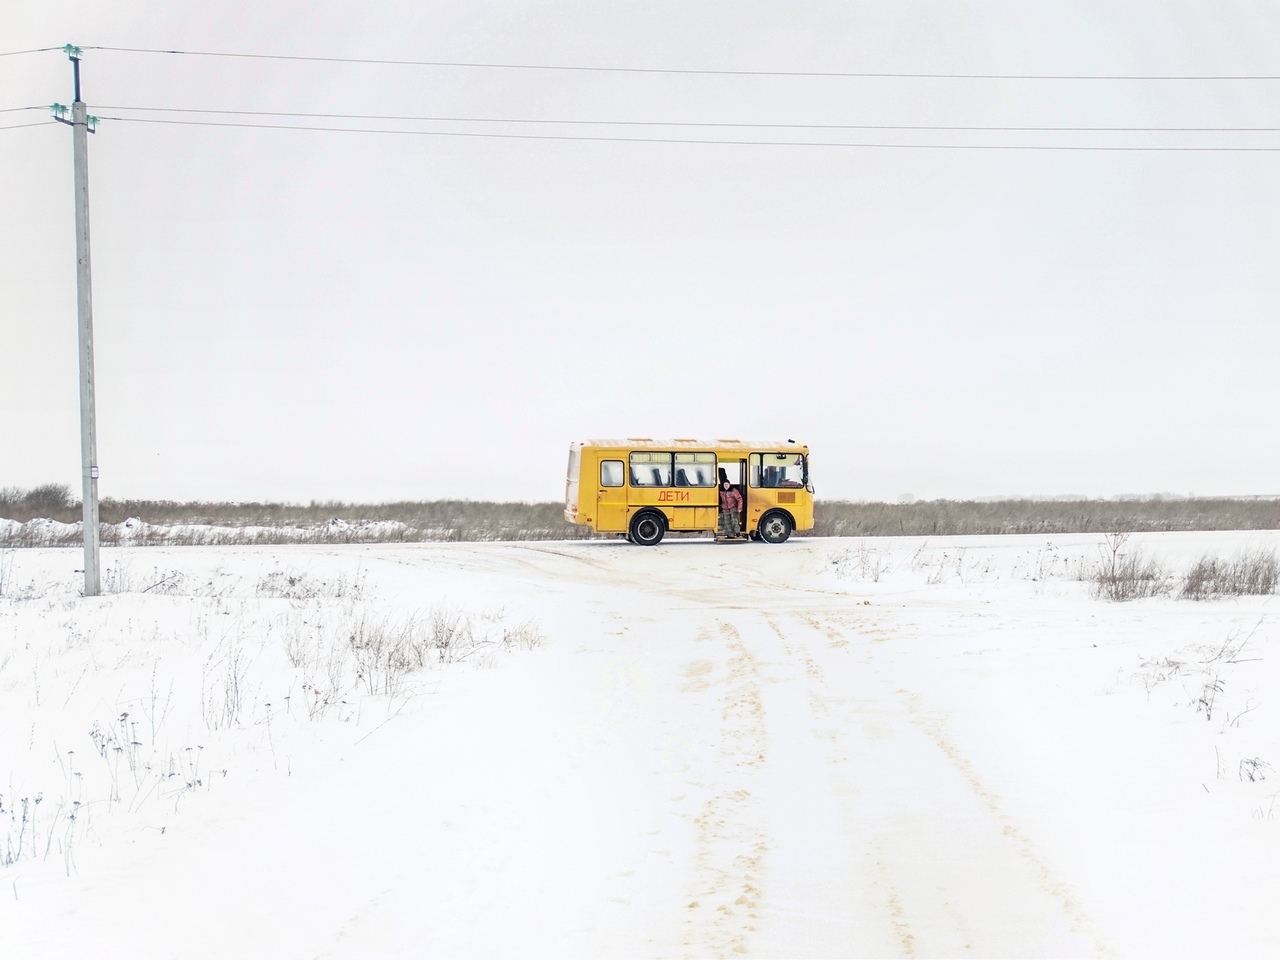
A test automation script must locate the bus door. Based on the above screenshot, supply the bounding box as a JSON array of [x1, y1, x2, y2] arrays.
[[717, 458, 748, 529], [596, 456, 628, 532]]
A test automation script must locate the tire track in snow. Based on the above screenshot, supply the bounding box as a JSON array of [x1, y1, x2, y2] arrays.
[[762, 612, 920, 958], [892, 687, 1114, 957], [682, 620, 769, 957], [756, 608, 1110, 956]]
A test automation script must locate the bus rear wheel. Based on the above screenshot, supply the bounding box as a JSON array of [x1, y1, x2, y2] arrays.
[[758, 511, 793, 544], [630, 511, 666, 546]]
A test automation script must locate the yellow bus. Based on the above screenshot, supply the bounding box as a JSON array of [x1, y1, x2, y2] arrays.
[[564, 439, 813, 546]]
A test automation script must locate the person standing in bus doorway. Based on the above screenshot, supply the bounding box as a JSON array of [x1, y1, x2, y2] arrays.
[[718, 479, 743, 538]]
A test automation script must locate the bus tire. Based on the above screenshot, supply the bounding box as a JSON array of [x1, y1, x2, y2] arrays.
[[758, 511, 793, 544], [630, 511, 666, 546]]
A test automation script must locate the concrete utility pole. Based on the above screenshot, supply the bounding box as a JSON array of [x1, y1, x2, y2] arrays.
[[54, 44, 101, 596]]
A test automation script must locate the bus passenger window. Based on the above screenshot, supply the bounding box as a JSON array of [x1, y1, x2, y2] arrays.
[[629, 452, 673, 486], [600, 460, 624, 487], [674, 452, 716, 487]]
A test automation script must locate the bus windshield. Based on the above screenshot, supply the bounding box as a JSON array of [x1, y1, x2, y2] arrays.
[[750, 452, 807, 488]]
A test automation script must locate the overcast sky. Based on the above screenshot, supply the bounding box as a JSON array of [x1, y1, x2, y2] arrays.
[[3, 2, 1278, 503]]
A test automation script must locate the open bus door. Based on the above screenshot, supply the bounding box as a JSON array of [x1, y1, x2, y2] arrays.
[[716, 457, 749, 539]]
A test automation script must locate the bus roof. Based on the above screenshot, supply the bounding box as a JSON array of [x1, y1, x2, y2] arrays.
[[577, 438, 808, 453]]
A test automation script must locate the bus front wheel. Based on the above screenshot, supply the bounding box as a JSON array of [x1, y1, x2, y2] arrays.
[[630, 511, 666, 546], [758, 511, 793, 544]]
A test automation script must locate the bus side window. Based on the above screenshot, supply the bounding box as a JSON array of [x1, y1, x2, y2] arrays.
[[600, 460, 624, 487], [630, 452, 673, 486]]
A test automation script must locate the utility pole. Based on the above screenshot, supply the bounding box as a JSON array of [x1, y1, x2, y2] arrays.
[[53, 44, 100, 597]]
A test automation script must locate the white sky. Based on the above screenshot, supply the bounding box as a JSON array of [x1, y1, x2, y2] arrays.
[[3, 2, 1279, 503]]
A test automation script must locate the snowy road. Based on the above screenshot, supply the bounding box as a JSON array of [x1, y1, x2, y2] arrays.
[[451, 542, 1099, 958], [5, 534, 1279, 957]]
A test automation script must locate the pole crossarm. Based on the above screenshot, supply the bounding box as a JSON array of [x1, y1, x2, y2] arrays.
[[52, 102, 99, 131]]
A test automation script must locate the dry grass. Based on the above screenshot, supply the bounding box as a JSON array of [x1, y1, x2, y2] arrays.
[[4, 484, 1280, 546], [1, 489, 594, 545], [810, 496, 1280, 538], [1091, 535, 1279, 603], [1180, 550, 1279, 600], [0, 563, 548, 869], [1091, 536, 1170, 601]]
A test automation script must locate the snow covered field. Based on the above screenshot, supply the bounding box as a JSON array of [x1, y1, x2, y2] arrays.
[[2, 531, 1278, 958]]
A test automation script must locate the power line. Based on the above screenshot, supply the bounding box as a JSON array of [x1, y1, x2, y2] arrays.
[[81, 45, 1280, 81], [97, 115, 1280, 150], [0, 47, 63, 58], [0, 106, 45, 113], [0, 121, 54, 132], [93, 105, 1280, 133]]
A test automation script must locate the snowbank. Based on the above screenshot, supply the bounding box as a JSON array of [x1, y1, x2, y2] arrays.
[[1, 516, 422, 547]]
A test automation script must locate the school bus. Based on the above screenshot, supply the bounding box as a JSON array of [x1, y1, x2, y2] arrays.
[[564, 439, 813, 545]]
